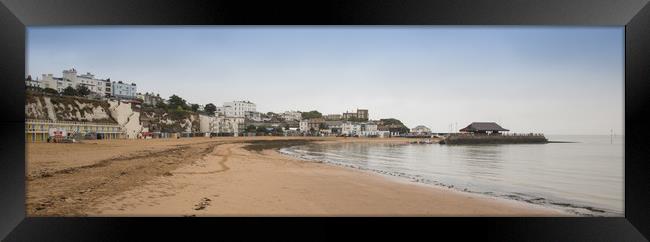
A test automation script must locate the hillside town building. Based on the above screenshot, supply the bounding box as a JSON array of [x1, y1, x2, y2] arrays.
[[198, 114, 241, 136], [215, 100, 260, 124], [220, 100, 256, 117], [281, 111, 302, 121], [25, 76, 42, 88], [137, 92, 165, 107], [41, 68, 111, 97], [112, 81, 137, 99], [299, 118, 325, 133], [25, 70, 406, 140], [34, 68, 137, 99], [324, 114, 342, 120], [411, 125, 432, 135], [342, 109, 369, 121]]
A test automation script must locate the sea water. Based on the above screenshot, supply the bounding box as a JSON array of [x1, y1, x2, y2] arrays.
[[280, 135, 624, 216]]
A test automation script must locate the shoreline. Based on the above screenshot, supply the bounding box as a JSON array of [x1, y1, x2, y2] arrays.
[[276, 143, 573, 216], [278, 140, 615, 216], [27, 137, 569, 216]]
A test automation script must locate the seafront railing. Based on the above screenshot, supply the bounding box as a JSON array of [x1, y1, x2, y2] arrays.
[[25, 119, 120, 126], [25, 119, 124, 134]]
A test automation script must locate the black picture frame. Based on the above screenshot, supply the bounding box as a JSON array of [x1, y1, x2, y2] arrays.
[[1, 0, 649, 240]]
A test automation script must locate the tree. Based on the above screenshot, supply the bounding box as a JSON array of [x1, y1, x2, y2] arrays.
[[380, 118, 410, 134], [190, 104, 199, 112], [245, 125, 257, 133], [204, 103, 217, 115], [62, 86, 77, 96], [169, 106, 188, 120], [379, 118, 410, 133], [380, 118, 406, 126], [319, 123, 328, 130], [271, 127, 283, 135], [301, 110, 322, 119], [168, 95, 188, 110], [256, 126, 268, 134], [346, 117, 361, 122], [156, 101, 168, 110], [75, 85, 91, 97], [26, 75, 32, 81]]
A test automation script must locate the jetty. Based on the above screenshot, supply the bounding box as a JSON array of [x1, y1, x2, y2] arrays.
[[439, 122, 548, 144]]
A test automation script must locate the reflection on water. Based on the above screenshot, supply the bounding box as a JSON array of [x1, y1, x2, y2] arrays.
[[281, 135, 624, 216], [459, 145, 503, 177]]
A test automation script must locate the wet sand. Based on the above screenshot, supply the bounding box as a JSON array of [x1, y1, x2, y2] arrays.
[[26, 137, 567, 216]]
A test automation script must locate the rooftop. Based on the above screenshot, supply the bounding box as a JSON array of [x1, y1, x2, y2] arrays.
[[460, 122, 509, 132]]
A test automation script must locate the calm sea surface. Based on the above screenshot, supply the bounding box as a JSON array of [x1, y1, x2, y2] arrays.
[[280, 135, 624, 216]]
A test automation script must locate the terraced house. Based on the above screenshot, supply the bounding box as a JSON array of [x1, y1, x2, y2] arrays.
[[38, 68, 112, 97]]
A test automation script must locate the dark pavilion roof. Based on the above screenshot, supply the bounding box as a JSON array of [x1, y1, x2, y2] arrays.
[[459, 122, 509, 132]]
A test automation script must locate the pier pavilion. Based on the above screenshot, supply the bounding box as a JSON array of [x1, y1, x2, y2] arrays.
[[459, 122, 509, 135]]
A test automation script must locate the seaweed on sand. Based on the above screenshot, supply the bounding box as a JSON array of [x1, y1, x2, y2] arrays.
[[241, 139, 316, 152]]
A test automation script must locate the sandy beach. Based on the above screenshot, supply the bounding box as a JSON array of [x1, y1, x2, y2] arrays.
[[26, 137, 567, 216]]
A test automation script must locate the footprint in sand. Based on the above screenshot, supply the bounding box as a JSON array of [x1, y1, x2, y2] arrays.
[[193, 197, 211, 210]]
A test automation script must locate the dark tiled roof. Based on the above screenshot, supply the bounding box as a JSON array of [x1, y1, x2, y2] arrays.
[[325, 121, 343, 126], [460, 122, 509, 132]]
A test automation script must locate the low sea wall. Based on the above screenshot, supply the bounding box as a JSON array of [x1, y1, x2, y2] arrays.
[[441, 134, 548, 144]]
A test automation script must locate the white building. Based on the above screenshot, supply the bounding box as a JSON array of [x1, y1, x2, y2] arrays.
[[112, 81, 137, 99], [215, 100, 258, 124], [25, 77, 43, 88], [341, 122, 361, 136], [281, 111, 302, 121], [411, 125, 432, 135], [198, 114, 241, 136], [359, 123, 382, 137], [216, 116, 240, 136], [76, 72, 110, 97], [339, 122, 383, 137], [215, 106, 226, 116], [41, 74, 66, 91], [245, 111, 262, 122], [39, 68, 111, 97], [222, 100, 256, 117], [135, 93, 157, 107], [299, 120, 309, 133], [376, 131, 391, 138], [362, 123, 378, 132], [199, 114, 216, 134]]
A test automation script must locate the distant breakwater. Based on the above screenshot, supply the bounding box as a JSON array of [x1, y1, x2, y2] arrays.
[[440, 134, 548, 145]]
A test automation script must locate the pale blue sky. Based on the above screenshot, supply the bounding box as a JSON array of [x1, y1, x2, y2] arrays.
[[27, 27, 624, 135]]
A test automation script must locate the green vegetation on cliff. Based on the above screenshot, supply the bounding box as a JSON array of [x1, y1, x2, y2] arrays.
[[301, 110, 322, 119], [379, 118, 410, 133]]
